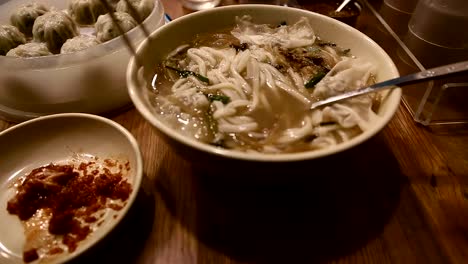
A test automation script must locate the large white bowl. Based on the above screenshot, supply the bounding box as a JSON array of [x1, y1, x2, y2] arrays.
[[0, 0, 165, 122], [127, 5, 401, 165], [0, 113, 143, 263]]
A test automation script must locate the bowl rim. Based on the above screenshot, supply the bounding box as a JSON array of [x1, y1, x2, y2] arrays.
[[0, 112, 144, 263], [127, 4, 402, 162], [0, 0, 164, 68]]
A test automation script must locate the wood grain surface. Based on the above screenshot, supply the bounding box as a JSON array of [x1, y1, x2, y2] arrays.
[[1, 0, 468, 263]]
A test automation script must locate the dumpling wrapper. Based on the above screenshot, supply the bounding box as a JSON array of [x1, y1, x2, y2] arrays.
[[116, 0, 154, 22], [61, 35, 100, 54], [0, 25, 26, 55], [6, 42, 52, 57], [69, 0, 108, 25], [231, 16, 316, 49], [32, 11, 79, 53], [95, 12, 137, 42], [10, 2, 49, 36], [276, 57, 378, 146]]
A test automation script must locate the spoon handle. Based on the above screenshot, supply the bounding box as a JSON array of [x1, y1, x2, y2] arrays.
[[336, 0, 352, 12], [309, 60, 468, 110]]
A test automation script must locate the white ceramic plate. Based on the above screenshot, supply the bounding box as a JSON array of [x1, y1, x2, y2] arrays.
[[0, 113, 143, 263]]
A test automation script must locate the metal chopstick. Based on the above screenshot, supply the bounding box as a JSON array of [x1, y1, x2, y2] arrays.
[[98, 0, 152, 66]]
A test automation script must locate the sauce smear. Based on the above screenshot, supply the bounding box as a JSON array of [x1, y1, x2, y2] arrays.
[[7, 160, 132, 263]]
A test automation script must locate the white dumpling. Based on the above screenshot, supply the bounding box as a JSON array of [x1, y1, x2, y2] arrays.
[[61, 35, 100, 54], [0, 25, 26, 55], [312, 58, 375, 99], [309, 124, 362, 149], [310, 58, 378, 131], [69, 0, 108, 25], [6, 42, 52, 57], [309, 135, 338, 149], [321, 98, 379, 131], [231, 16, 316, 49], [276, 115, 314, 144], [33, 11, 79, 53], [95, 12, 137, 42], [10, 2, 49, 36], [116, 0, 154, 22]]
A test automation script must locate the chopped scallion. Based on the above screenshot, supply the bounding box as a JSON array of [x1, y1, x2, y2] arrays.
[[206, 94, 231, 104], [165, 65, 210, 84], [305, 71, 327, 89]]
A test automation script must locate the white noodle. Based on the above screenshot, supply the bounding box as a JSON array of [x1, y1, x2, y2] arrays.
[[277, 116, 313, 144], [213, 100, 250, 119], [204, 82, 247, 99], [287, 67, 309, 96], [167, 44, 189, 58], [218, 117, 258, 133], [229, 51, 252, 94], [187, 49, 207, 76], [275, 81, 311, 106], [247, 58, 261, 111], [190, 48, 217, 66]]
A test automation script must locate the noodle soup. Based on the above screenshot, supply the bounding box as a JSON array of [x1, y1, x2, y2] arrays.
[[147, 16, 382, 154]]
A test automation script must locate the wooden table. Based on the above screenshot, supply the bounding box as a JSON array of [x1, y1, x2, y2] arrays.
[[2, 0, 468, 263]]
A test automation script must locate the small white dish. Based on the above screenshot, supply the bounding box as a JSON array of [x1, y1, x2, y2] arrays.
[[0, 113, 143, 264]]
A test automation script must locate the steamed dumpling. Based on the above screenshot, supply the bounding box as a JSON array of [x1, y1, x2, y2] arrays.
[[0, 25, 26, 55], [95, 12, 137, 42], [6, 42, 52, 57], [61, 35, 100, 54], [32, 11, 79, 53], [116, 0, 154, 22], [10, 2, 49, 36], [69, 0, 108, 25]]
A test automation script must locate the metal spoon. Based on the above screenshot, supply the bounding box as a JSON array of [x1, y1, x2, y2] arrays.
[[309, 60, 468, 110], [336, 0, 352, 12]]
